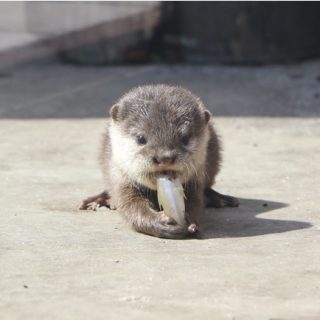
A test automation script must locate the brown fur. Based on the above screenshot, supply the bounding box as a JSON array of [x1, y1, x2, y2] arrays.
[[80, 84, 238, 239]]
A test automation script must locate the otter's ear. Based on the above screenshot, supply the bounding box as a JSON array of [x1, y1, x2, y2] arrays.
[[204, 110, 211, 124], [110, 104, 120, 121]]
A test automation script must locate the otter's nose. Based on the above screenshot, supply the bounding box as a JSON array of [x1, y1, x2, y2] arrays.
[[153, 155, 176, 166]]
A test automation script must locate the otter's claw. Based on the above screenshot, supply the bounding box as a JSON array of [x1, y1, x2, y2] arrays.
[[79, 191, 111, 211]]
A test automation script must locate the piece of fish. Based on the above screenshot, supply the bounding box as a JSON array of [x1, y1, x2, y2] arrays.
[[157, 177, 186, 227]]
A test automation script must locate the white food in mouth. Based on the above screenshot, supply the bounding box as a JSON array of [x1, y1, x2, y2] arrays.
[[157, 177, 186, 227]]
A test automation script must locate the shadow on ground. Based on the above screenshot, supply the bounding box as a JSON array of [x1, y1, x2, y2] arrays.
[[203, 198, 312, 238], [1, 61, 320, 119]]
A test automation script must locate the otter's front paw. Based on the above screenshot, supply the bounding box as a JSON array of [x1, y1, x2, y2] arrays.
[[79, 191, 111, 211], [148, 212, 187, 239], [205, 188, 239, 208], [151, 213, 198, 239]]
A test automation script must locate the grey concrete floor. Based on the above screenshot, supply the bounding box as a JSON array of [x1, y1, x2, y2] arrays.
[[0, 59, 320, 320]]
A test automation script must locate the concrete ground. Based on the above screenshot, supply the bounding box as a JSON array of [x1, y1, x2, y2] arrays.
[[0, 59, 320, 320]]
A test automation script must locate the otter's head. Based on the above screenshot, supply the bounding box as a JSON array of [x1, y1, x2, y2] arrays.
[[109, 85, 211, 190]]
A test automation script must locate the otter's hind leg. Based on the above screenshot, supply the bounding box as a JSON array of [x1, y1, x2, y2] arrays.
[[205, 188, 239, 208], [79, 190, 113, 211]]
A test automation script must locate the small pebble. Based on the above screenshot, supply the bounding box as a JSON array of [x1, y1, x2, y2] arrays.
[[188, 223, 197, 233], [23, 285, 28, 289], [263, 203, 268, 207]]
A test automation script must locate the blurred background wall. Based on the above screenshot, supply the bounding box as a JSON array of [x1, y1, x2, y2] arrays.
[[1, 1, 320, 67], [158, 2, 320, 64]]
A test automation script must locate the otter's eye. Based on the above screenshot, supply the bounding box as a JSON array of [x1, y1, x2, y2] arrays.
[[136, 135, 147, 145], [181, 136, 190, 146]]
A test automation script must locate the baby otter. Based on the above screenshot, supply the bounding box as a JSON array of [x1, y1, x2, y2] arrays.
[[80, 84, 239, 239]]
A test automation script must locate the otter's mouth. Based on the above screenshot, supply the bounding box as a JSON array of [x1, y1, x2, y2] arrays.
[[147, 169, 179, 180]]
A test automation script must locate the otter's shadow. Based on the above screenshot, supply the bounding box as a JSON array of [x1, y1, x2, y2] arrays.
[[202, 198, 311, 239]]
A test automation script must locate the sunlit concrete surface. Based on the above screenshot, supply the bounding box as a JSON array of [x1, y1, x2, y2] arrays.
[[0, 60, 319, 319]]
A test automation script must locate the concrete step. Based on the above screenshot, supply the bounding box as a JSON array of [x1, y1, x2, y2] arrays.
[[0, 2, 160, 69]]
